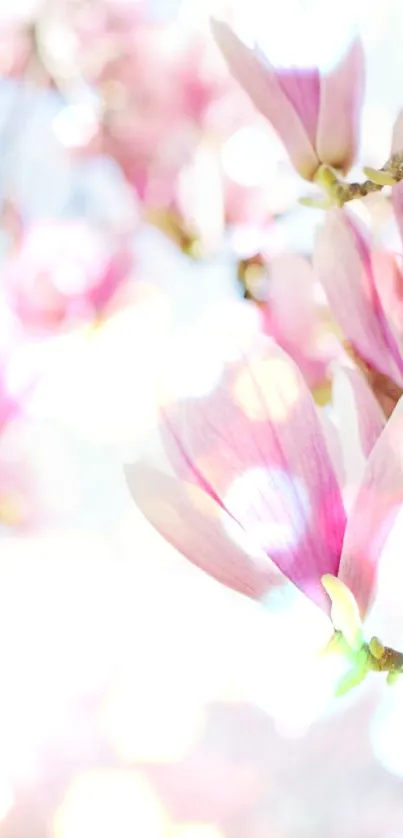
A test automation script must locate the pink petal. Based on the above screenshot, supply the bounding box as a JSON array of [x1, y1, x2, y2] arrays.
[[372, 250, 403, 351], [210, 18, 320, 180], [314, 209, 403, 385], [391, 181, 403, 252], [333, 363, 385, 460], [261, 253, 332, 387], [125, 461, 282, 601], [276, 68, 320, 148], [265, 254, 316, 344], [317, 38, 365, 173], [338, 394, 403, 619], [330, 363, 385, 514], [318, 409, 345, 491], [160, 338, 346, 612], [390, 108, 403, 156], [390, 111, 403, 244]]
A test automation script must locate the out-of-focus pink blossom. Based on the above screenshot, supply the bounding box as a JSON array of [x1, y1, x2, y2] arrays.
[[126, 333, 399, 638], [211, 19, 365, 181], [0, 417, 79, 532], [68, 15, 271, 233], [314, 208, 403, 416], [0, 345, 75, 533], [2, 219, 134, 334], [0, 24, 34, 78], [257, 253, 342, 390]]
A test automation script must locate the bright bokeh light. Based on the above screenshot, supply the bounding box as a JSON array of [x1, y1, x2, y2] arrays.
[[215, 580, 345, 733], [0, 532, 138, 779], [173, 824, 225, 838], [222, 127, 277, 187], [52, 105, 99, 148], [101, 678, 206, 763], [27, 284, 171, 442], [54, 770, 170, 838], [233, 357, 301, 422], [223, 466, 310, 554], [160, 299, 261, 401], [161, 331, 227, 401], [230, 0, 362, 70]]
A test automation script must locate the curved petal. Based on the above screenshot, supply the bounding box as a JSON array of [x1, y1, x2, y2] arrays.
[[391, 108, 403, 156], [210, 18, 319, 180], [392, 180, 403, 246], [125, 460, 282, 601], [275, 68, 320, 148], [317, 38, 365, 173], [317, 408, 345, 490], [344, 343, 403, 419], [160, 338, 346, 612], [330, 362, 385, 514], [391, 111, 403, 244], [333, 360, 385, 457], [335, 364, 385, 458], [372, 251, 403, 353], [314, 209, 403, 386], [338, 395, 403, 621]]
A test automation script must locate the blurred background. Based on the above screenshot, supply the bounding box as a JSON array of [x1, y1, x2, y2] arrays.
[[0, 0, 403, 835]]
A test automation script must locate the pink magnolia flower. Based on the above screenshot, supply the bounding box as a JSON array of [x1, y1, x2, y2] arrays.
[[126, 334, 403, 690], [211, 19, 365, 181], [2, 219, 133, 335], [314, 208, 403, 417]]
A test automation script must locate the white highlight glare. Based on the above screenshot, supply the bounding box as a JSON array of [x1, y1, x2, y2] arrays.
[[370, 681, 403, 777], [233, 0, 359, 72], [52, 263, 91, 295], [164, 337, 225, 400], [53, 105, 99, 148], [222, 127, 276, 187], [227, 585, 345, 733], [223, 466, 310, 555], [54, 770, 168, 838]]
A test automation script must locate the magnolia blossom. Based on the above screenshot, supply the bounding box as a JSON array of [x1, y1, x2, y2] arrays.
[[1, 220, 133, 334], [314, 208, 403, 416], [211, 18, 365, 182], [126, 333, 403, 694], [66, 13, 271, 236]]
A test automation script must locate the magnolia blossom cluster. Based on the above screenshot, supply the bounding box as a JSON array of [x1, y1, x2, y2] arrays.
[[1, 0, 403, 733], [126, 13, 403, 697], [1, 1, 403, 833]]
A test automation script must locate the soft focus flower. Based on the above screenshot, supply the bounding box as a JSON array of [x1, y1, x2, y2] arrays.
[[1, 219, 133, 334], [211, 18, 365, 181], [314, 208, 403, 417], [125, 332, 403, 693], [0, 347, 62, 533], [257, 252, 342, 390], [0, 416, 80, 531]]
